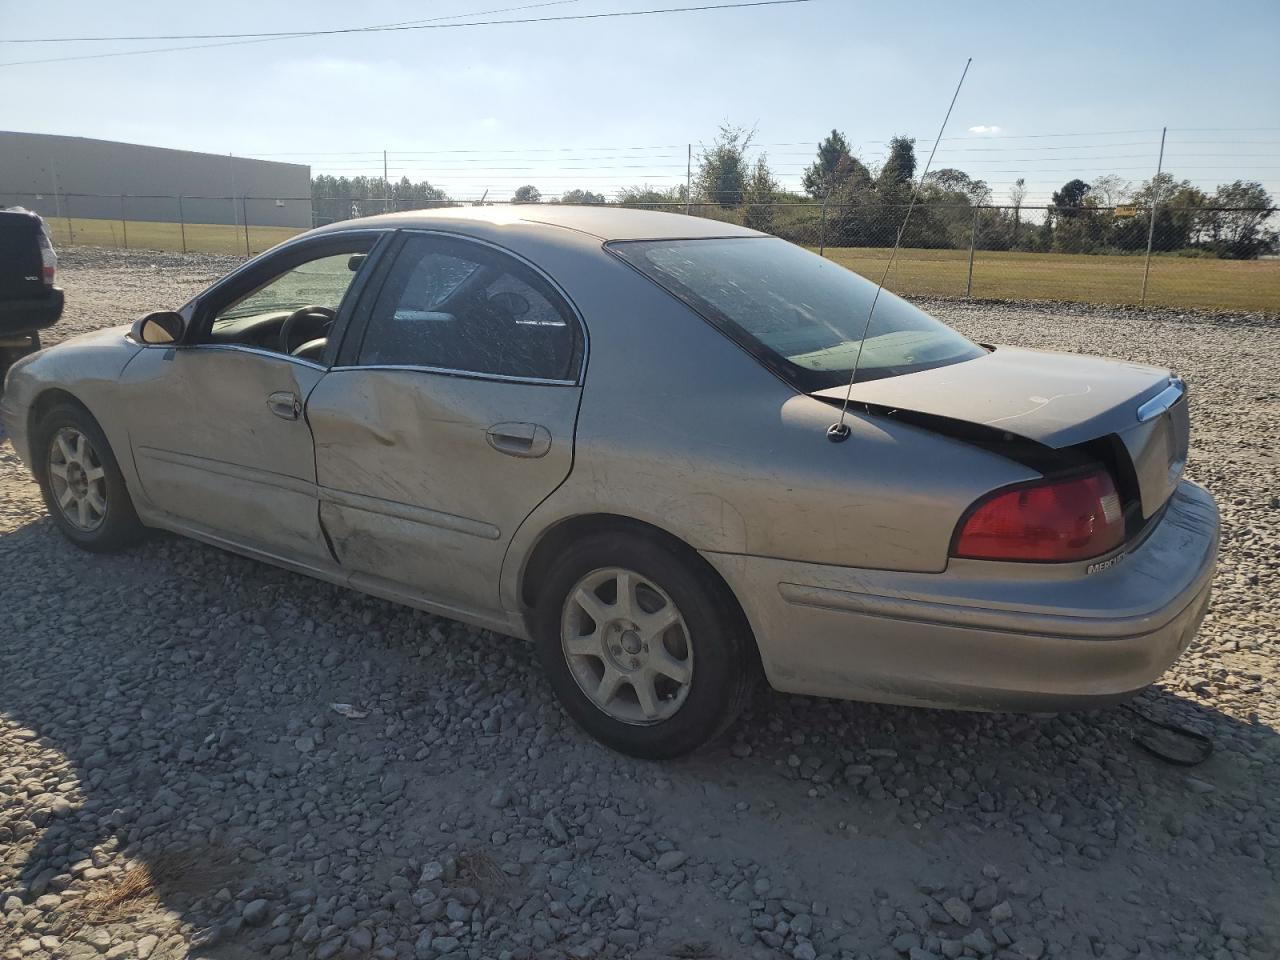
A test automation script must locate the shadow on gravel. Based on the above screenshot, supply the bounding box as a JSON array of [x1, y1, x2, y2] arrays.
[[2, 527, 1277, 959]]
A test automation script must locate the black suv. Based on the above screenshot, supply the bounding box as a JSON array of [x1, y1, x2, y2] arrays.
[[1, 209, 64, 381]]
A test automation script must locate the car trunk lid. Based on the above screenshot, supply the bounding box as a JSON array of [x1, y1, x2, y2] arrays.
[[811, 345, 1189, 518]]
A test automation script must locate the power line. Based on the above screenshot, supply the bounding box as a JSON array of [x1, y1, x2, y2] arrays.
[[0, 0, 580, 67], [0, 1, 816, 68]]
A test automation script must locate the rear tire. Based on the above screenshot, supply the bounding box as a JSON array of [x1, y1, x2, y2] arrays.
[[34, 402, 146, 552], [532, 531, 756, 759]]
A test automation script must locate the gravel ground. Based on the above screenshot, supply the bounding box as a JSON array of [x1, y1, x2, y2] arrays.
[[2, 247, 1277, 960]]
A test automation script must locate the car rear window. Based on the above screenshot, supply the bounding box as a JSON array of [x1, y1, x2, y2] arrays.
[[0, 213, 44, 298], [609, 236, 985, 390]]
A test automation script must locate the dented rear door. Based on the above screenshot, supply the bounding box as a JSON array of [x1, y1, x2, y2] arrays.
[[306, 230, 586, 619]]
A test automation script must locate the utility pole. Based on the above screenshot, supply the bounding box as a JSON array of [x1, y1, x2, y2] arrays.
[[965, 206, 980, 297], [383, 150, 390, 213], [1140, 126, 1167, 308]]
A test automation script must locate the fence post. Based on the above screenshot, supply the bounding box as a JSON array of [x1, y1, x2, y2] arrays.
[[819, 192, 830, 257], [178, 196, 187, 254], [384, 151, 391, 213], [120, 195, 128, 249], [1140, 126, 1167, 307], [242, 197, 251, 258], [965, 206, 980, 297], [685, 144, 692, 215]]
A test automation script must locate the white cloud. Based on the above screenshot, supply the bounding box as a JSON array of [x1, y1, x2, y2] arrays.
[[968, 125, 1002, 135]]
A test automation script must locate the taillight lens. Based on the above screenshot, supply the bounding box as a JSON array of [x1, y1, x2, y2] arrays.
[[38, 231, 56, 285], [952, 470, 1125, 562]]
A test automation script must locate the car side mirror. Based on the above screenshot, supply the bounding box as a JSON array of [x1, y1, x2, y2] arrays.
[[133, 311, 186, 345]]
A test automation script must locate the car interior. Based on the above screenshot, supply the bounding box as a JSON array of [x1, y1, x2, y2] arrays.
[[204, 251, 368, 362], [359, 249, 576, 380]]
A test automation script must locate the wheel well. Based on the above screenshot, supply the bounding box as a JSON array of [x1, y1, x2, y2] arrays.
[[519, 513, 761, 667], [27, 389, 90, 479]]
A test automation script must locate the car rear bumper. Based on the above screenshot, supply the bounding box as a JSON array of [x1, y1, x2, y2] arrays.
[[702, 479, 1219, 711], [0, 288, 64, 337]]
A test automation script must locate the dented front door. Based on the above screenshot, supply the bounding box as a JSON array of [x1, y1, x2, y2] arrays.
[[120, 346, 330, 562]]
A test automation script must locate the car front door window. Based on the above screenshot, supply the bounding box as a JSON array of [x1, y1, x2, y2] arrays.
[[205, 246, 372, 361]]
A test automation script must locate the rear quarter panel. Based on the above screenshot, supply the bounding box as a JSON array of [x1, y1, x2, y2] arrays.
[[499, 239, 1039, 611]]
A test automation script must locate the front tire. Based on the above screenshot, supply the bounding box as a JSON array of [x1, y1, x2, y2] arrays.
[[532, 532, 756, 759], [35, 402, 145, 552]]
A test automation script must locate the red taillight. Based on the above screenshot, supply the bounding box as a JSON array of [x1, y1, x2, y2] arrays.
[[952, 470, 1125, 562], [39, 232, 56, 285]]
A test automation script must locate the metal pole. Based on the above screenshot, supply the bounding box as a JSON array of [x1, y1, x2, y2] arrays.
[[384, 150, 390, 213], [178, 195, 187, 254], [120, 195, 128, 249], [819, 191, 830, 257], [965, 206, 980, 297], [685, 144, 692, 215], [1140, 126, 1167, 307], [228, 153, 238, 251], [50, 163, 64, 236], [242, 196, 251, 258], [52, 166, 73, 244]]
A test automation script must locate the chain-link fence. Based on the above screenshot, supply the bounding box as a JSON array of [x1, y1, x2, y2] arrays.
[[3, 191, 1276, 312]]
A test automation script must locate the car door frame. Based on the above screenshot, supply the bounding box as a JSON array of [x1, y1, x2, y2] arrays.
[[181, 228, 396, 366], [329, 228, 589, 384], [307, 227, 591, 628]]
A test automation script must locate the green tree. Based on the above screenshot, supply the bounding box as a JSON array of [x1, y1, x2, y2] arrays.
[[512, 184, 542, 203], [559, 189, 606, 205], [1086, 174, 1130, 207], [877, 136, 917, 193], [1050, 179, 1091, 217], [697, 124, 754, 207], [924, 168, 991, 205], [1109, 173, 1206, 251], [1203, 180, 1275, 258], [742, 156, 779, 233], [802, 129, 869, 199], [616, 184, 685, 207]]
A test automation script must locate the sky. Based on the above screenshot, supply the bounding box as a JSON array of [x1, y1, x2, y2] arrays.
[[3, 0, 1279, 205]]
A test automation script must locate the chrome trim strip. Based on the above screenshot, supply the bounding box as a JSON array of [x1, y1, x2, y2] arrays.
[[327, 363, 577, 387], [320, 486, 501, 540], [1136, 377, 1185, 423], [135, 341, 329, 371]]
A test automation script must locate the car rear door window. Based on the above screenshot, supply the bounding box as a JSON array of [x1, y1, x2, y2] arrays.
[[357, 234, 580, 381]]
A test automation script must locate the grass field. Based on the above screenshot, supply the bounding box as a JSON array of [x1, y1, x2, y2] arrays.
[[44, 215, 302, 257], [819, 246, 1280, 313], [41, 215, 1280, 313]]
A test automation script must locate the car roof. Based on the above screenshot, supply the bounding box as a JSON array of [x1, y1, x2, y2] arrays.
[[316, 205, 766, 242], [0, 208, 43, 227]]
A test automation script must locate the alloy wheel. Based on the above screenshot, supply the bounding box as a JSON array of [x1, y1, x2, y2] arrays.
[[47, 427, 108, 532], [560, 566, 694, 725]]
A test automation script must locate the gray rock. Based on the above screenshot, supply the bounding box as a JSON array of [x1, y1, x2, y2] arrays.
[[942, 897, 971, 926], [656, 850, 688, 872], [243, 898, 271, 926]]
